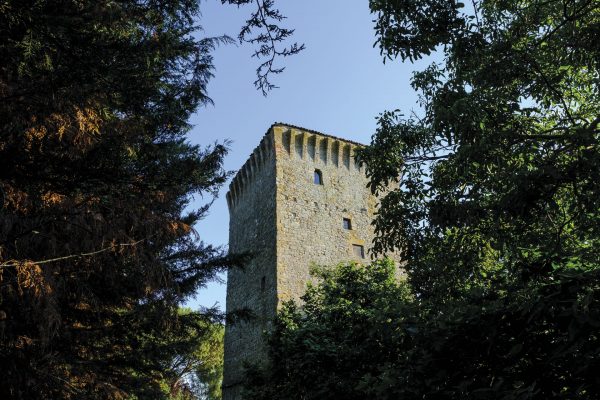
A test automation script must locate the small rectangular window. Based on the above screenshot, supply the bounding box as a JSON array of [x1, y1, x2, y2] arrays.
[[352, 244, 365, 259], [343, 218, 352, 230]]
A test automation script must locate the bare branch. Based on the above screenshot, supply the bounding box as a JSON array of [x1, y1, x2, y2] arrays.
[[0, 239, 147, 269], [222, 0, 305, 95]]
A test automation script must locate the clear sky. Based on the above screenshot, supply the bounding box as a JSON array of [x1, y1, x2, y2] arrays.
[[186, 0, 430, 311]]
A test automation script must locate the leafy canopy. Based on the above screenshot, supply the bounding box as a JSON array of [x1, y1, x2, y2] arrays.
[[243, 260, 413, 400], [361, 0, 600, 397]]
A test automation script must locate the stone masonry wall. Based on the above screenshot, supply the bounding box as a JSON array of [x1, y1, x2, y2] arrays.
[[223, 133, 278, 400], [224, 124, 402, 400], [271, 125, 398, 304]]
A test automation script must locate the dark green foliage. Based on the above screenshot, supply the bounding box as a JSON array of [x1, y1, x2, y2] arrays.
[[366, 0, 600, 396], [364, 0, 600, 283], [244, 260, 414, 400], [246, 1, 600, 399], [364, 0, 600, 397], [244, 265, 600, 399], [0, 1, 251, 398]]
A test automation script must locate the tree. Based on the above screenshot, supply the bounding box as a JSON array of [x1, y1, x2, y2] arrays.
[[192, 322, 224, 400], [156, 310, 224, 400], [245, 261, 600, 399], [0, 0, 299, 398], [359, 0, 600, 398], [243, 260, 413, 400], [246, 1, 600, 399]]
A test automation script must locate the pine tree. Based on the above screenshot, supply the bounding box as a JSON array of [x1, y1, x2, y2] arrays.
[[0, 1, 247, 398]]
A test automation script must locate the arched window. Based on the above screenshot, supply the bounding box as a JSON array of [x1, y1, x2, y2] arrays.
[[314, 169, 323, 185]]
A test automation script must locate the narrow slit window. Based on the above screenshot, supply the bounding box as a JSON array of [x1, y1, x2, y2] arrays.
[[352, 244, 365, 259], [343, 218, 352, 230], [314, 169, 323, 185], [260, 276, 266, 291]]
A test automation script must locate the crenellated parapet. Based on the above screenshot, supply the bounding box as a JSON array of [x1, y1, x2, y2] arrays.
[[273, 123, 363, 171], [226, 131, 275, 210], [226, 123, 365, 210]]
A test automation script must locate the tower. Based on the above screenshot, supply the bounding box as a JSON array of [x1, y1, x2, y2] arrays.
[[222, 123, 400, 399]]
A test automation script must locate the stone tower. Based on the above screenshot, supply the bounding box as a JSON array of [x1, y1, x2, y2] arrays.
[[222, 123, 400, 399]]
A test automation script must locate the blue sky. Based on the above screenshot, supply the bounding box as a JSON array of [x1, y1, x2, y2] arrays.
[[186, 0, 430, 311]]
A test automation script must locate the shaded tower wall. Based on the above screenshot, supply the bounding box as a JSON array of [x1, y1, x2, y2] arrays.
[[223, 133, 277, 400], [223, 124, 402, 400]]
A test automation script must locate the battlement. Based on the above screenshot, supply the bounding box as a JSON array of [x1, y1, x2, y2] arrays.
[[226, 131, 275, 210], [226, 123, 364, 209]]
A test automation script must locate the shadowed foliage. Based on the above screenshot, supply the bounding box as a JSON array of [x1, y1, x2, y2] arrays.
[[0, 1, 253, 398]]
